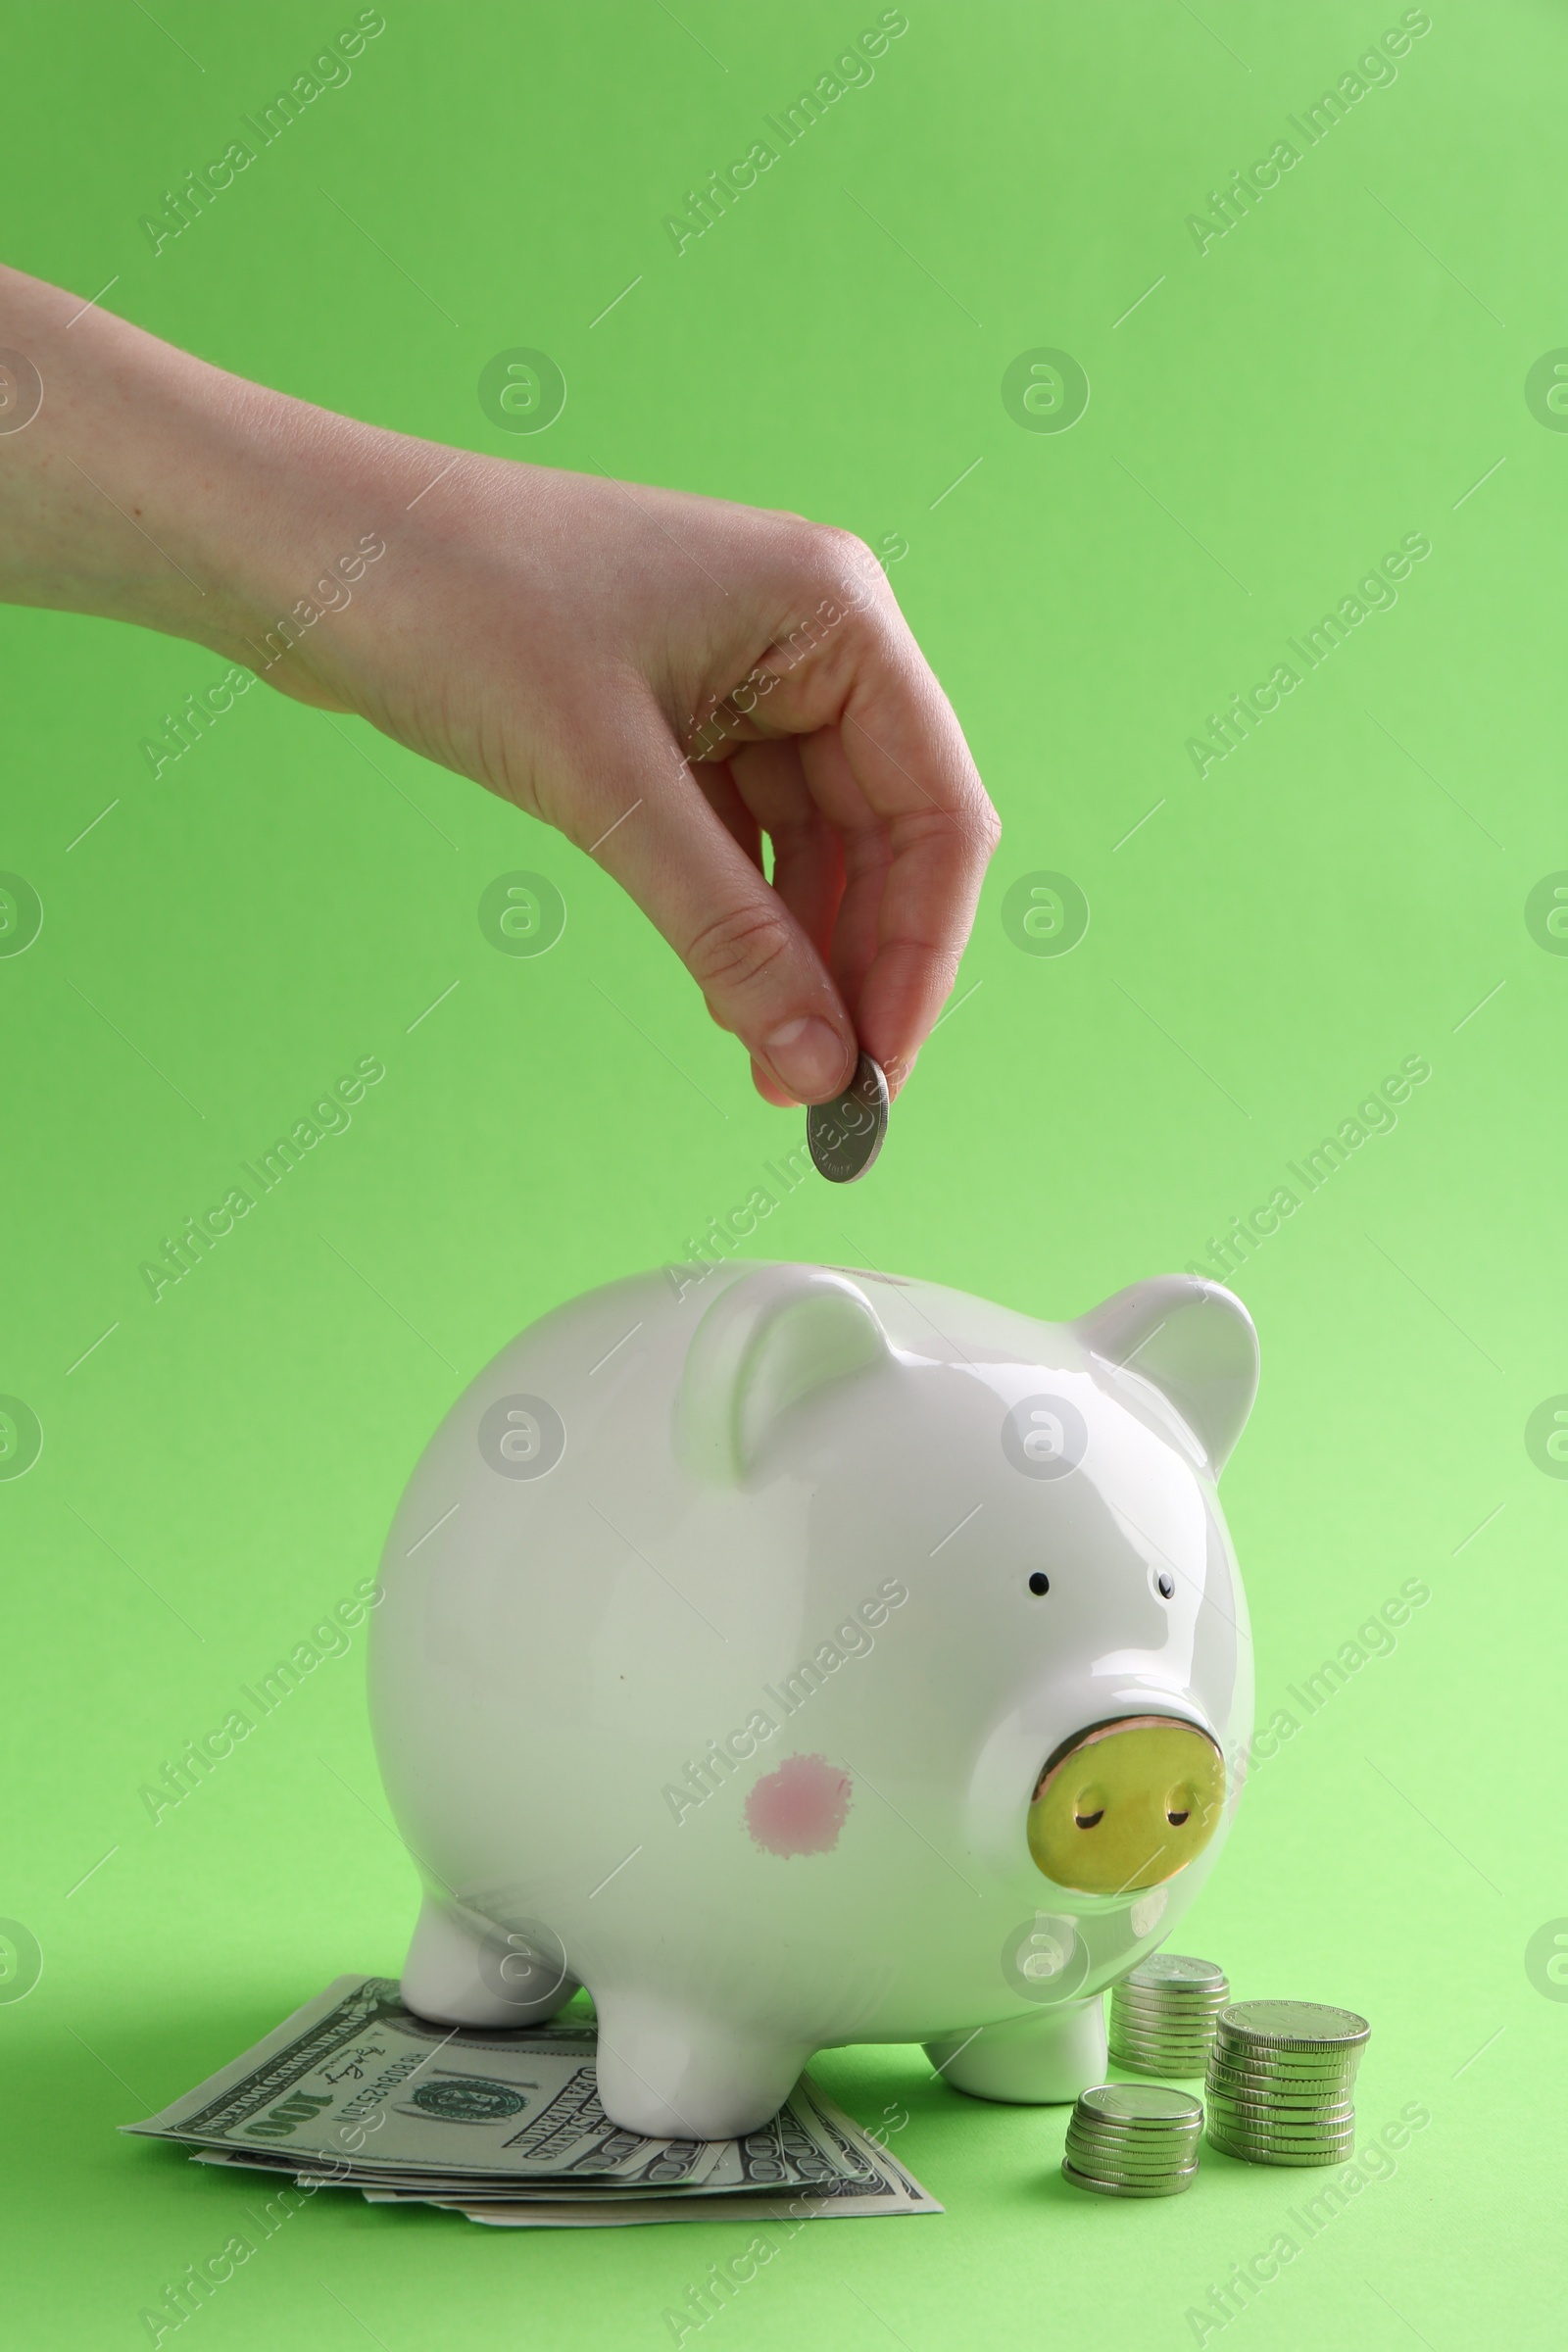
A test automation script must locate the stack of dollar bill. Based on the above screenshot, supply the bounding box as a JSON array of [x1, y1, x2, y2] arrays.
[[1107, 1952, 1231, 2078], [1062, 2082, 1203, 2197], [1204, 1999, 1370, 2168], [122, 1977, 940, 2228]]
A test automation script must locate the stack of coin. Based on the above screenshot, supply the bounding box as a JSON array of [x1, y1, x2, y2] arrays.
[[1062, 2082, 1203, 2197], [1205, 2000, 1370, 2167], [1108, 1953, 1231, 2078]]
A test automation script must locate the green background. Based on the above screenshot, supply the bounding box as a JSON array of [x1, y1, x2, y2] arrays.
[[3, 2, 1563, 2344]]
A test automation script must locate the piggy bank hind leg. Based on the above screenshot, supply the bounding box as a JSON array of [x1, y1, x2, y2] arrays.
[[592, 1988, 814, 2140], [926, 1996, 1106, 2104], [400, 1897, 581, 2029]]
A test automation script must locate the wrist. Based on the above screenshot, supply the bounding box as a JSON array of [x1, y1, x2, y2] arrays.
[[174, 378, 404, 687]]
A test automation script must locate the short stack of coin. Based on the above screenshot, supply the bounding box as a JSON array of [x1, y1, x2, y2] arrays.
[[1205, 2000, 1370, 2167], [1062, 2082, 1203, 2197], [1108, 1953, 1231, 2078]]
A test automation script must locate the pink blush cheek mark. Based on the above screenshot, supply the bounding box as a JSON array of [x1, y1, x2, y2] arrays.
[[744, 1753, 853, 1857]]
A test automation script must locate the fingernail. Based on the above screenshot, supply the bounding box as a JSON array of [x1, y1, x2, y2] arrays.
[[762, 1016, 852, 1104]]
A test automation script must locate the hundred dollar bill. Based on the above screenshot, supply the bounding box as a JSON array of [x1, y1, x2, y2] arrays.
[[191, 2076, 942, 2224], [425, 2180, 938, 2226], [413, 2083, 945, 2224], [315, 2081, 939, 2210], [125, 1976, 723, 2185], [123, 1977, 937, 2213], [293, 2076, 910, 2200]]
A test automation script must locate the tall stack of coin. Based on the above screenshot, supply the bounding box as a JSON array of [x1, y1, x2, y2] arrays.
[[1062, 2082, 1203, 2197], [1205, 2000, 1370, 2167], [1108, 1953, 1231, 2078]]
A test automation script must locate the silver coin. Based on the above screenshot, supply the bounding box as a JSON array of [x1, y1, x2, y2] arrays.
[[1209, 2035, 1361, 2062], [1119, 2038, 1220, 2054], [1113, 2056, 1219, 2070], [1068, 2117, 1200, 2144], [1212, 2041, 1363, 2079], [1114, 1993, 1225, 2014], [1070, 2123, 1202, 2150], [1113, 2005, 1225, 2029], [1113, 2043, 1218, 2061], [1077, 2083, 1202, 2126], [1071, 2117, 1212, 2135], [806, 1052, 889, 1182], [1114, 2051, 1218, 2068], [1113, 2010, 1220, 2027], [1208, 2047, 1363, 2081], [1111, 2042, 1217, 2060], [1114, 2030, 1222, 2048], [1218, 2000, 1370, 2050], [1212, 2060, 1363, 2079], [1114, 2063, 1217, 2077], [1208, 2068, 1361, 2100], [1074, 2117, 1202, 2134], [1115, 1998, 1225, 2016], [1067, 2124, 1195, 2153], [1070, 2132, 1202, 2155], [1208, 2135, 1354, 2162], [1112, 2019, 1220, 2037], [1212, 2024, 1363, 2052], [1206, 2106, 1355, 2139], [1207, 2113, 1356, 2144], [1068, 2135, 1201, 2167], [1206, 2132, 1350, 2169], [1206, 2057, 1358, 2089], [1063, 2162, 1198, 2197], [1116, 1999, 1226, 2018], [1115, 1980, 1227, 1998], [1208, 2079, 1358, 2108], [1111, 2059, 1208, 2080], [1212, 2088, 1353, 2126], [1066, 2140, 1199, 2178], [1112, 2024, 1221, 2045], [1122, 1953, 1228, 1990], [1068, 2159, 1200, 2183], [1114, 1994, 1222, 2013], [1206, 2097, 1355, 2130], [1113, 2029, 1222, 2049]]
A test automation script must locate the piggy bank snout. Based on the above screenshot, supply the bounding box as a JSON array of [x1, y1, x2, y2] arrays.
[[1026, 1715, 1225, 1895]]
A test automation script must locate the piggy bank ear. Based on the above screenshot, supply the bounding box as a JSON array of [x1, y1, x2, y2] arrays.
[[1075, 1275, 1258, 1475], [677, 1264, 891, 1484]]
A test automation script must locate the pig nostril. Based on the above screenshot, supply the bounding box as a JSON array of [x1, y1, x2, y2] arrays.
[[1073, 1810, 1104, 1830]]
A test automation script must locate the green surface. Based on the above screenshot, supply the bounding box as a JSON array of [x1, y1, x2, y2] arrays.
[[2, 3, 1563, 2345]]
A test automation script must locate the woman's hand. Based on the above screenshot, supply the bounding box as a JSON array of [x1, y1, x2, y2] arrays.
[[0, 266, 999, 1106]]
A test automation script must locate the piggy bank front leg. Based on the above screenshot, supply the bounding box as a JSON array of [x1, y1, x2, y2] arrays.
[[925, 1996, 1107, 2104], [592, 1989, 814, 2141], [400, 1897, 581, 2029]]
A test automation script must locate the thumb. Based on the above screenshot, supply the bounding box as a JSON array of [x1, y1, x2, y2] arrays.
[[570, 730, 858, 1107]]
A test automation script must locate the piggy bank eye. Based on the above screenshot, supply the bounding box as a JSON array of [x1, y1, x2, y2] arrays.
[[1028, 1572, 1051, 1596], [1156, 1573, 1175, 1599]]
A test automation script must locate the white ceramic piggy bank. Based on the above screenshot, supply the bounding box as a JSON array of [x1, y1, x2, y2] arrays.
[[369, 1260, 1257, 2139]]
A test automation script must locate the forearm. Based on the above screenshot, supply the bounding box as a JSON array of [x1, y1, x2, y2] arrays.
[[0, 264, 419, 680]]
